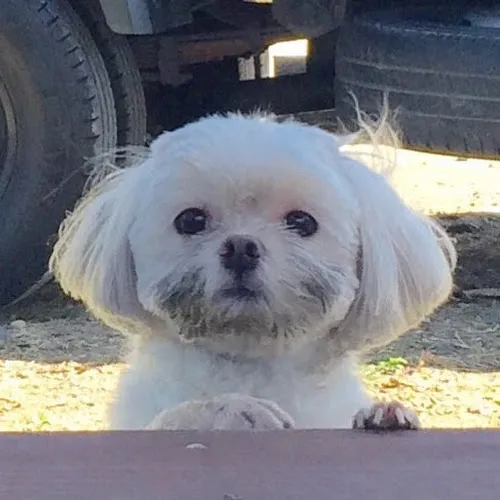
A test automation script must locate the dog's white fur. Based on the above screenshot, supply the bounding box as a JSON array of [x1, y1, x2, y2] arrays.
[[50, 113, 455, 430]]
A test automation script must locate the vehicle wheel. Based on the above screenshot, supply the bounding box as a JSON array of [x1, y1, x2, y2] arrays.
[[335, 5, 500, 157], [71, 0, 147, 145], [0, 0, 117, 305]]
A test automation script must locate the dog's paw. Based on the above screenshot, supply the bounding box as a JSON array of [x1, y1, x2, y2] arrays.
[[147, 394, 295, 431], [352, 401, 420, 431]]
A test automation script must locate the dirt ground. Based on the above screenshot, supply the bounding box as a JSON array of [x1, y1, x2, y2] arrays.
[[1, 147, 499, 432]]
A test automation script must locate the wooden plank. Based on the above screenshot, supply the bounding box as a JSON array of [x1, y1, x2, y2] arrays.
[[0, 430, 498, 499]]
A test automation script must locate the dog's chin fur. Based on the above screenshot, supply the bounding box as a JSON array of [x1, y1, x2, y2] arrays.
[[50, 111, 456, 430], [145, 247, 357, 357]]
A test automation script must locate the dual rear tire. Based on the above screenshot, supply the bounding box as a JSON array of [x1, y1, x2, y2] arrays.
[[0, 0, 146, 305], [335, 5, 500, 157]]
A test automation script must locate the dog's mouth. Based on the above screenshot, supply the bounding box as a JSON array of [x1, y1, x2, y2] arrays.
[[220, 285, 259, 300]]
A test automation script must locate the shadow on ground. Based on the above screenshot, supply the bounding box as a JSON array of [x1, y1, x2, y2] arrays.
[[436, 212, 500, 291]]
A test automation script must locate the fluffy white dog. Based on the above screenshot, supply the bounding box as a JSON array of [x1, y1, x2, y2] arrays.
[[50, 113, 455, 432]]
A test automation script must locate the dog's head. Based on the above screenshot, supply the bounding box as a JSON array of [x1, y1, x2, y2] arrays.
[[50, 114, 455, 357]]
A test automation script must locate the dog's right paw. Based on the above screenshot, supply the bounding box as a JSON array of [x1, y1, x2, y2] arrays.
[[353, 401, 420, 431], [147, 394, 295, 431]]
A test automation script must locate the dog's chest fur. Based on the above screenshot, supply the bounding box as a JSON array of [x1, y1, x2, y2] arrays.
[[108, 338, 372, 430]]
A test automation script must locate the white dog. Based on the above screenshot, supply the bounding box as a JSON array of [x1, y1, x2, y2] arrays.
[[50, 113, 455, 431]]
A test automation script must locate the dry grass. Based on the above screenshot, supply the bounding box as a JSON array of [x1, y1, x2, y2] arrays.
[[1, 146, 499, 432], [1, 355, 498, 432], [1, 361, 119, 432], [362, 362, 499, 429]]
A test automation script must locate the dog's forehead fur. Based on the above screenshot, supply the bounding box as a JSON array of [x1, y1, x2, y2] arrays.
[[147, 114, 354, 219], [156, 113, 333, 165]]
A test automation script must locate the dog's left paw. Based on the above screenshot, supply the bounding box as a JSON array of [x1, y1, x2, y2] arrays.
[[147, 394, 295, 431], [352, 401, 420, 431]]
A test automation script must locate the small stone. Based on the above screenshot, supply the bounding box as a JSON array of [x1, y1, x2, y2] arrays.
[[10, 320, 27, 328], [185, 442, 207, 450]]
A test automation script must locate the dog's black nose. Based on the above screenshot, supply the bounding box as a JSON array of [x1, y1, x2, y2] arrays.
[[220, 236, 260, 275]]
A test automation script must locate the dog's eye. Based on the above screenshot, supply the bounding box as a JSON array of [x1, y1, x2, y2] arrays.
[[284, 210, 318, 237], [174, 208, 208, 235]]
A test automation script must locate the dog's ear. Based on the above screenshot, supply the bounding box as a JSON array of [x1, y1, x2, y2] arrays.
[[50, 164, 151, 332], [334, 155, 456, 351]]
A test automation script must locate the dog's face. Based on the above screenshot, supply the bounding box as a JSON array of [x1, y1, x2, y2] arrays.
[[50, 114, 455, 358], [128, 119, 361, 352]]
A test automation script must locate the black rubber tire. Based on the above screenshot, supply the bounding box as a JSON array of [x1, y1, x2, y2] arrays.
[[71, 0, 147, 146], [0, 0, 117, 305], [335, 5, 500, 157]]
